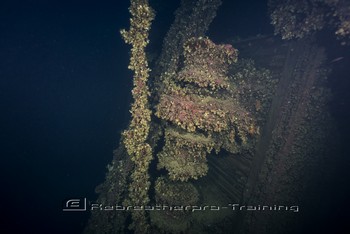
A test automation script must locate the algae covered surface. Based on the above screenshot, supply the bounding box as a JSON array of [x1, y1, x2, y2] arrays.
[[84, 0, 350, 233]]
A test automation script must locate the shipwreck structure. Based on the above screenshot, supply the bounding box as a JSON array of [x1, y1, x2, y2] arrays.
[[84, 0, 344, 233]]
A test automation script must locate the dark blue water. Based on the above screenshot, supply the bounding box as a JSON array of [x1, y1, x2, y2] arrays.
[[0, 1, 132, 233]]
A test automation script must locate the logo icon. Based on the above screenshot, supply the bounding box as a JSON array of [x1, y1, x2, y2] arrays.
[[62, 198, 87, 211]]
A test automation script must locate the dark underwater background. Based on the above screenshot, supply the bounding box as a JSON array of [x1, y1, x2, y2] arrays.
[[0, 0, 349, 233]]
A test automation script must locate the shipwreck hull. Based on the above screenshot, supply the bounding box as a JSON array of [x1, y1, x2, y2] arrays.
[[192, 36, 335, 233], [84, 34, 335, 234]]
